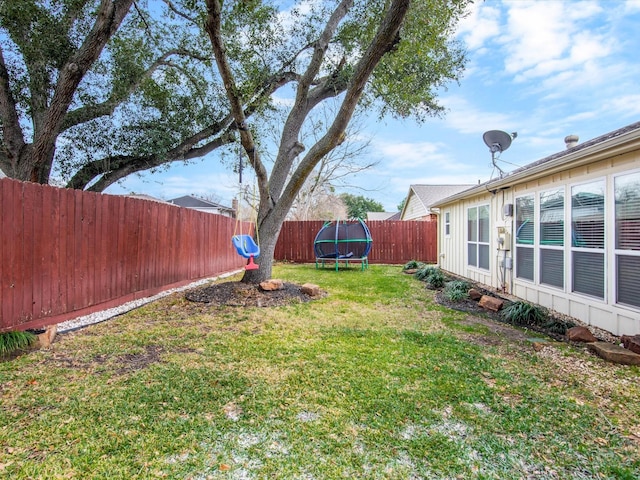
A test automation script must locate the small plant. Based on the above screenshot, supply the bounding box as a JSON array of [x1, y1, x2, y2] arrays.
[[425, 269, 446, 289], [403, 260, 424, 270], [542, 318, 577, 335], [501, 301, 548, 327], [415, 265, 439, 281], [0, 330, 37, 357], [443, 280, 471, 301]]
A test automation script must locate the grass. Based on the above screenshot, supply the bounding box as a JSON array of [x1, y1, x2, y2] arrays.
[[0, 330, 36, 357], [1, 264, 639, 479]]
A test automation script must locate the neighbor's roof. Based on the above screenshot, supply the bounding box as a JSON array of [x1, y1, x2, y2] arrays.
[[367, 211, 398, 221], [431, 120, 640, 208], [168, 195, 233, 211], [126, 194, 170, 204], [409, 184, 475, 209]]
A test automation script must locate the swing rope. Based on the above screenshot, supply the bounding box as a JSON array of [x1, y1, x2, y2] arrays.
[[231, 143, 260, 269]]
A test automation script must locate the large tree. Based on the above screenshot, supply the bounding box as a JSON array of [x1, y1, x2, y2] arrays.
[[341, 193, 385, 220], [0, 0, 289, 190], [205, 0, 469, 282]]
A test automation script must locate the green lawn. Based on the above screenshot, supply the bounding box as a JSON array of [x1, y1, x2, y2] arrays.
[[1, 264, 639, 479]]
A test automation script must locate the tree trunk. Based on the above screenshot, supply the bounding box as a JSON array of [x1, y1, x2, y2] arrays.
[[240, 211, 284, 283]]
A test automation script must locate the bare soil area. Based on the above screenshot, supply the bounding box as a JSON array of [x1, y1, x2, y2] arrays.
[[185, 281, 325, 307]]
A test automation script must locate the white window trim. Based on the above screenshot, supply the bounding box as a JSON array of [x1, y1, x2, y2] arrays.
[[514, 194, 535, 284], [569, 177, 607, 303], [444, 211, 451, 238], [539, 187, 566, 292], [467, 204, 490, 271], [612, 169, 640, 310]]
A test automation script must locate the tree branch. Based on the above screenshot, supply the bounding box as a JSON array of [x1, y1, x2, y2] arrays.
[[281, 0, 410, 210], [0, 45, 25, 175], [62, 48, 205, 130], [205, 0, 270, 210], [269, 0, 353, 202], [30, 0, 135, 182]]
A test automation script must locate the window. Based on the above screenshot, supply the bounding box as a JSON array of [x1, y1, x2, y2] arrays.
[[444, 211, 451, 236], [571, 180, 605, 299], [467, 205, 490, 270], [515, 195, 534, 281], [539, 189, 564, 288], [615, 172, 640, 307]]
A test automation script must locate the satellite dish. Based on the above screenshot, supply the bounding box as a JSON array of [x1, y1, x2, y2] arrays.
[[483, 130, 515, 153], [482, 130, 517, 178]]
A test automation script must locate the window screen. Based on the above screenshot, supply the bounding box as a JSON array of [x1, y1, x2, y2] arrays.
[[573, 251, 604, 298], [540, 249, 564, 288], [615, 172, 640, 251], [571, 181, 604, 298], [572, 181, 604, 248], [540, 189, 564, 246], [467, 206, 489, 270], [516, 195, 534, 281], [615, 172, 640, 308], [617, 255, 640, 307]]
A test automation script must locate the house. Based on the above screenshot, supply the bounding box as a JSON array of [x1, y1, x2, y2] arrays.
[[126, 193, 169, 204], [168, 195, 235, 217], [431, 121, 640, 336], [400, 184, 474, 221], [367, 211, 401, 221]]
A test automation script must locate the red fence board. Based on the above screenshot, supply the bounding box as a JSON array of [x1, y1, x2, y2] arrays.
[[273, 220, 437, 265], [0, 178, 247, 332], [1, 178, 438, 332]]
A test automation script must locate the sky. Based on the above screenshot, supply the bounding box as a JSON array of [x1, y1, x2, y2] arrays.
[[105, 0, 640, 212]]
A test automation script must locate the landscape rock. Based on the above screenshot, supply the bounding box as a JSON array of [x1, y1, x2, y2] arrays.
[[468, 288, 483, 301], [33, 325, 57, 349], [301, 283, 321, 297], [621, 335, 640, 355], [567, 326, 597, 343], [478, 295, 504, 312], [404, 269, 418, 275], [587, 342, 640, 366], [259, 279, 284, 291]]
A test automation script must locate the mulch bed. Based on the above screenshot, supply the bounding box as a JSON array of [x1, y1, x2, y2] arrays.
[[185, 281, 324, 307]]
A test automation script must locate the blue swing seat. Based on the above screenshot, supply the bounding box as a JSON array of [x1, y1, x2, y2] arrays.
[[232, 235, 260, 259]]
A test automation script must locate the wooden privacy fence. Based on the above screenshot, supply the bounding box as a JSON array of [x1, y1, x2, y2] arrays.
[[0, 178, 247, 332], [274, 220, 437, 265]]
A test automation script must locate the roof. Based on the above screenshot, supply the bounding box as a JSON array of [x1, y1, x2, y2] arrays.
[[367, 211, 399, 221], [408, 185, 475, 208], [168, 195, 233, 211], [126, 194, 170, 204], [431, 120, 640, 207]]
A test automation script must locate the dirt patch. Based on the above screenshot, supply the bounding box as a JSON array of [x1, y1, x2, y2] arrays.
[[185, 281, 325, 307], [43, 345, 167, 375]]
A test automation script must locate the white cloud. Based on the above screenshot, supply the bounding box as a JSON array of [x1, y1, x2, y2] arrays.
[[624, 0, 640, 13], [604, 94, 640, 118], [376, 141, 445, 168], [440, 95, 514, 135], [456, 2, 501, 50]]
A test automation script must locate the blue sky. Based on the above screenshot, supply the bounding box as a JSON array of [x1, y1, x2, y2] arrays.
[[106, 0, 640, 211]]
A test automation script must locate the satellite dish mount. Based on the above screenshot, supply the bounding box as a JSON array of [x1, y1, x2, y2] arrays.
[[483, 130, 517, 178]]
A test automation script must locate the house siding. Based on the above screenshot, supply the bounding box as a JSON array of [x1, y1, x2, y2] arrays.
[[437, 145, 640, 336], [403, 193, 429, 220]]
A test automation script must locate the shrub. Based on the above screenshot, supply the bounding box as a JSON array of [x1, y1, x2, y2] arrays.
[[425, 269, 446, 289], [415, 265, 439, 281], [0, 330, 36, 357], [403, 260, 424, 271], [443, 281, 471, 301], [542, 318, 577, 335], [501, 301, 548, 327]]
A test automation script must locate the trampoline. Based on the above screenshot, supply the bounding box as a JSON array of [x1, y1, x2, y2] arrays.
[[313, 219, 372, 271]]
